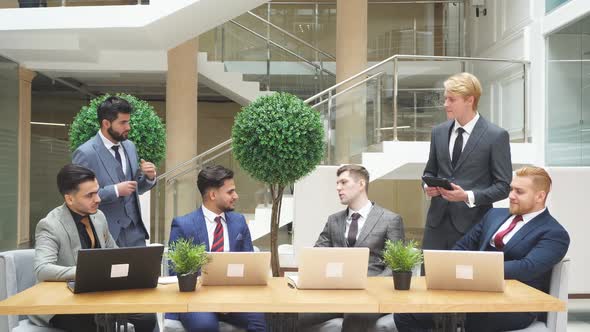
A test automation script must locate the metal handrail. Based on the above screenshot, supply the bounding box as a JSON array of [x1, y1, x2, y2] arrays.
[[228, 20, 336, 78], [158, 54, 530, 183], [245, 11, 336, 61], [157, 139, 232, 181], [304, 54, 530, 104]]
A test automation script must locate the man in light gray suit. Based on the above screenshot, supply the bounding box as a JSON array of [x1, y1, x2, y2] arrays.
[[29, 164, 156, 331], [73, 96, 157, 247], [299, 164, 405, 332], [422, 72, 512, 251]]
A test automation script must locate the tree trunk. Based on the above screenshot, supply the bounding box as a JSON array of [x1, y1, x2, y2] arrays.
[[269, 184, 284, 277]]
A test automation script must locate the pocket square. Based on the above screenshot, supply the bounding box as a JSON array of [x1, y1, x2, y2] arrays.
[[235, 233, 244, 241]]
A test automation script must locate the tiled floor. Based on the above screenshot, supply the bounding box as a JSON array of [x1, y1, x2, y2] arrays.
[[568, 299, 590, 331]]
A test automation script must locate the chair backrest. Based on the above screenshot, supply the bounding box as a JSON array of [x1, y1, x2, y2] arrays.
[[547, 258, 570, 332], [0, 249, 36, 332]]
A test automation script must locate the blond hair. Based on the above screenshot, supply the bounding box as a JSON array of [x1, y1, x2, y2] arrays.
[[443, 72, 482, 111], [515, 166, 552, 194]]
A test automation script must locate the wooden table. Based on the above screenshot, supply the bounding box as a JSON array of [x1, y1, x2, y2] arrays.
[[0, 277, 565, 332], [368, 277, 566, 313]]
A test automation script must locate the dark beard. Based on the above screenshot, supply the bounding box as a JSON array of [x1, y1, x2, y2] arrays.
[[107, 126, 128, 142]]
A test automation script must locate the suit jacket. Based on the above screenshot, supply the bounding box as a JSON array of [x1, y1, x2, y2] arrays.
[[72, 133, 155, 242], [453, 208, 570, 293], [315, 203, 405, 276], [169, 207, 254, 259], [30, 204, 117, 326], [423, 116, 512, 234]]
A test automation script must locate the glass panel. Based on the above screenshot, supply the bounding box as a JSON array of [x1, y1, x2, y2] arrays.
[[546, 23, 583, 165], [546, 0, 571, 13], [0, 56, 19, 250], [368, 2, 463, 60]]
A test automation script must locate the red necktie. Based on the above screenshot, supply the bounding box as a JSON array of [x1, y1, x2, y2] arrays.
[[211, 216, 224, 252], [493, 215, 523, 249]]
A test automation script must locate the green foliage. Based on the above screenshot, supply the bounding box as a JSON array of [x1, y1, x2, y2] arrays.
[[68, 93, 166, 166], [167, 238, 211, 276], [382, 240, 424, 272], [231, 92, 324, 185]]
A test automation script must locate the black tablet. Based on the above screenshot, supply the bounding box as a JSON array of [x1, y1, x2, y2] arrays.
[[421, 175, 453, 190]]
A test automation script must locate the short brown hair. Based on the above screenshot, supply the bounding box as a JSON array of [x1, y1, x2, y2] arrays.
[[515, 166, 552, 194], [337, 165, 370, 192], [444, 72, 482, 111]]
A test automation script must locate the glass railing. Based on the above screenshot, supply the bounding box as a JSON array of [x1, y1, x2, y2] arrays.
[[7, 0, 148, 8], [307, 55, 530, 163], [152, 54, 530, 244], [199, 11, 336, 100]]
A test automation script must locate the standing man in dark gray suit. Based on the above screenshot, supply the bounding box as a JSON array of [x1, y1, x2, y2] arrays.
[[73, 96, 157, 247], [422, 72, 512, 251], [299, 165, 405, 332]]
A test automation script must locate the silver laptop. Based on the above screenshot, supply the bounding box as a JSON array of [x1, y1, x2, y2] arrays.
[[424, 250, 505, 292], [287, 247, 369, 289], [201, 252, 270, 286]]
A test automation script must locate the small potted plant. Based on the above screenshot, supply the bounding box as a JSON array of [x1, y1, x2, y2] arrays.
[[167, 238, 210, 292], [382, 239, 423, 290]]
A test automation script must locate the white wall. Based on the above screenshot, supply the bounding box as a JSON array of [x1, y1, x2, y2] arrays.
[[546, 167, 589, 294], [293, 166, 342, 258]]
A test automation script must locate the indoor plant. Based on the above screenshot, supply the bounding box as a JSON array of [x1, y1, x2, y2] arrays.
[[382, 239, 423, 290], [167, 238, 210, 292], [69, 93, 166, 166], [232, 92, 324, 276]]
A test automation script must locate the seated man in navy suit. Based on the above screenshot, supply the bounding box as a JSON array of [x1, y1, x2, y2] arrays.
[[395, 166, 570, 332], [166, 165, 266, 332]]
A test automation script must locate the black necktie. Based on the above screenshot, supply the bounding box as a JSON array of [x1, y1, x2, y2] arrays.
[[111, 145, 122, 167], [347, 213, 361, 247], [452, 127, 465, 168]]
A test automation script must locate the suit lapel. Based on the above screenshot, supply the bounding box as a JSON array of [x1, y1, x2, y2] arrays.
[[225, 213, 238, 251], [482, 211, 511, 250], [503, 210, 550, 253], [440, 120, 454, 169], [57, 204, 82, 263], [92, 133, 125, 182], [356, 204, 382, 246], [89, 214, 107, 248], [337, 211, 348, 247], [454, 116, 488, 171], [121, 140, 137, 179], [194, 208, 210, 250]]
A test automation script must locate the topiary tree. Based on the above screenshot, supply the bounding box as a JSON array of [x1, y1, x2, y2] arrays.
[[232, 92, 324, 276], [69, 93, 166, 166]]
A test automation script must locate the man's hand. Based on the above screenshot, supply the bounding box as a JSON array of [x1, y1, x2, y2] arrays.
[[424, 186, 441, 197], [439, 183, 468, 202], [117, 181, 137, 197], [140, 159, 157, 180]]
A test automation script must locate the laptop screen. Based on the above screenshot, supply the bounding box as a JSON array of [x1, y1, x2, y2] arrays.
[[70, 245, 164, 294]]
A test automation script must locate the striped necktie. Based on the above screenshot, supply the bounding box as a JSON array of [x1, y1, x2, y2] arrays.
[[211, 216, 224, 252]]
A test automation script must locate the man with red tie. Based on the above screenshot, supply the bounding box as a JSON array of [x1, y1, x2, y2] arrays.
[[395, 166, 570, 332], [166, 165, 266, 332]]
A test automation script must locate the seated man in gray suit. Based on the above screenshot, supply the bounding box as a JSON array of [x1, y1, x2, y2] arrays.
[[299, 164, 405, 332], [29, 164, 157, 332]]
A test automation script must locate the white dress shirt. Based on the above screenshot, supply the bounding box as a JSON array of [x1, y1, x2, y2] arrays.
[[490, 208, 546, 248], [449, 113, 480, 208], [202, 205, 230, 252], [344, 200, 373, 241]]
